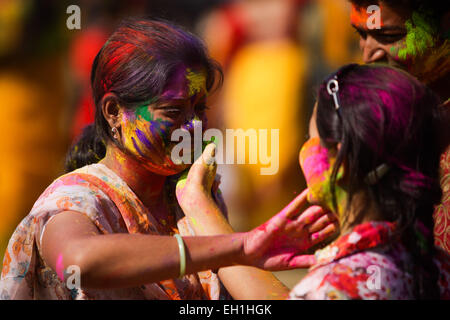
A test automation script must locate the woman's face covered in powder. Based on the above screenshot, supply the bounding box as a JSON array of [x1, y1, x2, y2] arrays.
[[350, 2, 449, 84], [298, 105, 347, 217], [119, 64, 209, 175]]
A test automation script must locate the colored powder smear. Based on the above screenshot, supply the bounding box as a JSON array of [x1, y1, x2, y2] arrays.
[[121, 110, 180, 175], [350, 4, 383, 29], [135, 100, 156, 122], [176, 136, 216, 190], [299, 137, 347, 217], [176, 169, 189, 189], [397, 12, 436, 60], [55, 254, 64, 281], [350, 5, 368, 28], [186, 68, 206, 97], [394, 11, 450, 83]]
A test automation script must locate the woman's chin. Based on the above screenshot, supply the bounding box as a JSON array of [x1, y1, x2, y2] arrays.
[[306, 192, 319, 204]]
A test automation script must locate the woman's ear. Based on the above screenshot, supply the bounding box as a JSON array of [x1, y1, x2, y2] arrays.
[[101, 93, 122, 129]]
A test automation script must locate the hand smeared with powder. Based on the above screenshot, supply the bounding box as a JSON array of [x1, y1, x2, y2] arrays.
[[176, 143, 218, 196], [242, 190, 338, 270], [176, 144, 338, 271]]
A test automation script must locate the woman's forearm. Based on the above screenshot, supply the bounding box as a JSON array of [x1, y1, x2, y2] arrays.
[[66, 232, 247, 289], [218, 266, 289, 300]]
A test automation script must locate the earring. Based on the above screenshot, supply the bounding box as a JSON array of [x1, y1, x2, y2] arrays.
[[111, 127, 119, 139]]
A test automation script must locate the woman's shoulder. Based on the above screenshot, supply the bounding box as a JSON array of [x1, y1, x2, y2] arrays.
[[26, 164, 123, 237], [31, 164, 113, 212]]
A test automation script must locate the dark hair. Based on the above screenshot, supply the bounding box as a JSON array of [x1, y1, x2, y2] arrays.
[[65, 17, 223, 172], [316, 63, 442, 299]]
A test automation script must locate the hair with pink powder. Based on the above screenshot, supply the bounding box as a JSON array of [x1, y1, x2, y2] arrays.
[[315, 63, 443, 299]]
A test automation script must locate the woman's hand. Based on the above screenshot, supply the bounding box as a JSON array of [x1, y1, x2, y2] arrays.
[[175, 144, 338, 271], [242, 189, 338, 271], [175, 143, 219, 213]]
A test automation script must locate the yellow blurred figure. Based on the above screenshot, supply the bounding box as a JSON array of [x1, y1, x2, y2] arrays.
[[0, 0, 71, 259], [318, 0, 363, 67], [223, 39, 308, 229], [198, 0, 309, 231], [224, 39, 307, 183], [0, 61, 68, 258]]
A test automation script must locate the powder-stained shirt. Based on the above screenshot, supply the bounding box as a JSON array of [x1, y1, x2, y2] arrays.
[[0, 163, 229, 300], [289, 221, 450, 300]]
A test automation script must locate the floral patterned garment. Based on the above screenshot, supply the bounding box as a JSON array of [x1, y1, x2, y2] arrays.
[[434, 110, 450, 254], [0, 163, 228, 300], [289, 221, 450, 300]]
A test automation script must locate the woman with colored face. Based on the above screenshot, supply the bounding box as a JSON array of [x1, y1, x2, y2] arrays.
[[113, 63, 209, 176], [288, 64, 449, 299], [298, 107, 347, 218], [0, 18, 337, 300]]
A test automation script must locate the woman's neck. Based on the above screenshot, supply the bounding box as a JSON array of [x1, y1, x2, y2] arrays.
[[339, 190, 383, 235], [99, 143, 167, 209]]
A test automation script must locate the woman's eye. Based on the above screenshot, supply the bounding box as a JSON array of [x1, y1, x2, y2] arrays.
[[161, 107, 182, 117], [374, 33, 406, 44]]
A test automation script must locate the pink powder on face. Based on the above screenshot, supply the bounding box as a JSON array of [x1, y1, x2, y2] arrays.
[[56, 254, 64, 281], [300, 138, 330, 184]]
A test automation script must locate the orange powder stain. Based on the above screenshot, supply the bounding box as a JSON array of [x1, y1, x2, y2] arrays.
[[11, 236, 23, 257], [114, 150, 127, 166], [1, 250, 11, 277], [351, 4, 384, 29], [56, 196, 73, 211]]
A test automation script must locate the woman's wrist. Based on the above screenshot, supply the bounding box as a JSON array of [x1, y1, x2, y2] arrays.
[[225, 232, 252, 267]]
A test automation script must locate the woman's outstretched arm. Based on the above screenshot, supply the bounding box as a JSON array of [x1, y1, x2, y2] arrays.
[[41, 210, 247, 289], [41, 194, 334, 298], [41, 203, 332, 295], [41, 144, 336, 299]]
